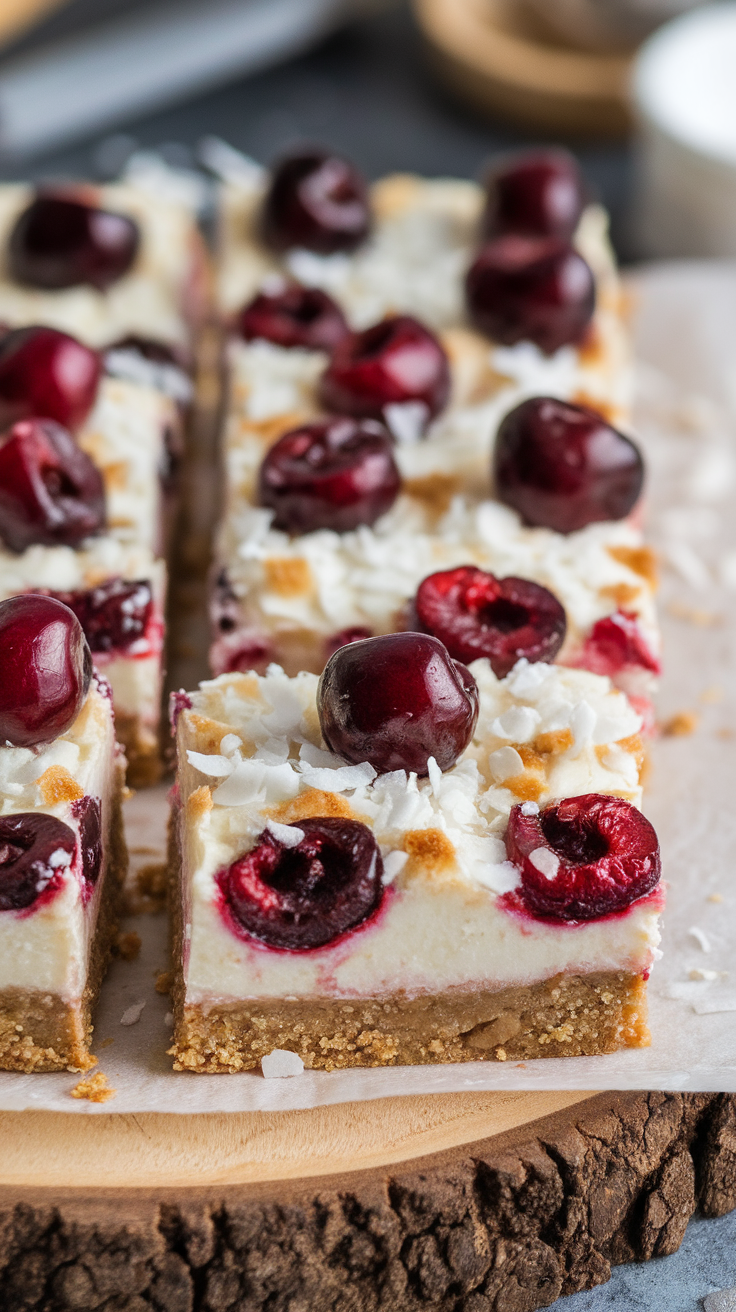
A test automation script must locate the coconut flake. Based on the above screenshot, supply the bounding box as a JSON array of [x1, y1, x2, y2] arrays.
[[187, 751, 233, 777], [529, 848, 560, 880], [48, 848, 72, 869], [261, 1049, 305, 1078], [688, 926, 712, 953], [266, 820, 305, 847], [298, 760, 376, 793], [520, 801, 540, 816], [384, 401, 430, 445], [474, 860, 520, 894], [382, 850, 409, 885], [121, 1001, 146, 1026], [488, 746, 524, 783], [490, 705, 541, 742], [427, 756, 442, 797]]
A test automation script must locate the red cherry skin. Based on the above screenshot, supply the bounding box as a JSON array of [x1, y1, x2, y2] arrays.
[[506, 793, 661, 921], [51, 578, 154, 655], [0, 813, 77, 911], [494, 397, 644, 534], [482, 149, 585, 241], [414, 566, 566, 678], [0, 594, 92, 748], [466, 235, 595, 355], [318, 631, 479, 776], [325, 625, 373, 660], [581, 611, 661, 677], [0, 326, 101, 432], [237, 285, 349, 351], [262, 150, 371, 255], [218, 817, 383, 950], [319, 315, 450, 427], [258, 417, 400, 536], [0, 418, 105, 553], [9, 194, 139, 291]]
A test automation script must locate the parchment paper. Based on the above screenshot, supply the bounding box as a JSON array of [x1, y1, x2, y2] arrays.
[[4, 260, 736, 1112]]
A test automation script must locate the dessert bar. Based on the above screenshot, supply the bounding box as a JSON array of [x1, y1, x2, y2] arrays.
[[169, 633, 662, 1072], [0, 595, 127, 1072]]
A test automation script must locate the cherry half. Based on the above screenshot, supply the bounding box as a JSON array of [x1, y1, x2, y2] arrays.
[[9, 194, 139, 291], [466, 236, 595, 355], [506, 793, 661, 921], [217, 817, 383, 950], [482, 149, 585, 241], [0, 418, 105, 552], [0, 594, 92, 748], [494, 397, 644, 534], [319, 315, 450, 429], [258, 417, 400, 535], [52, 578, 153, 655], [0, 327, 101, 432], [237, 285, 348, 351], [0, 813, 76, 911], [318, 631, 479, 776], [414, 566, 566, 678], [71, 795, 103, 888], [262, 150, 371, 255]]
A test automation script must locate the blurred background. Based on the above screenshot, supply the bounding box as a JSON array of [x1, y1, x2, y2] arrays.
[[1, 0, 735, 263]]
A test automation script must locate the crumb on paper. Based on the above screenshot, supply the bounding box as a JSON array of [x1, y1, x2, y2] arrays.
[[667, 601, 722, 627], [120, 1001, 146, 1026], [261, 1049, 305, 1078], [709, 893, 724, 903], [155, 970, 172, 995], [700, 685, 725, 704], [99, 1037, 114, 1049], [689, 926, 712, 953], [495, 1047, 507, 1062], [689, 968, 719, 981], [122, 786, 135, 802], [661, 711, 699, 737], [113, 930, 141, 961], [717, 728, 735, 740], [164, 1011, 174, 1027], [136, 862, 167, 903], [703, 1286, 736, 1312], [71, 1071, 116, 1103]]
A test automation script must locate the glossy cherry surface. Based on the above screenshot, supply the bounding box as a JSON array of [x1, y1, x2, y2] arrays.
[[319, 315, 450, 427], [54, 578, 153, 654], [0, 418, 105, 552], [582, 611, 661, 677], [506, 793, 660, 921], [466, 235, 595, 355], [0, 327, 101, 432], [482, 149, 585, 241], [415, 566, 566, 678], [71, 795, 103, 887], [237, 285, 348, 351], [318, 631, 479, 776], [0, 595, 92, 748], [494, 397, 644, 534], [0, 813, 76, 911], [9, 194, 139, 291], [218, 817, 383, 950], [262, 150, 370, 255], [258, 417, 400, 535]]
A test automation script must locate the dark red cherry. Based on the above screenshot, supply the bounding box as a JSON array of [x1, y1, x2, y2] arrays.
[[0, 327, 101, 432], [71, 795, 102, 887], [237, 285, 348, 351], [9, 194, 139, 291], [414, 567, 566, 678], [581, 611, 660, 677], [325, 625, 373, 659], [262, 150, 371, 255], [52, 578, 153, 655], [217, 817, 383, 950], [319, 315, 450, 428], [482, 149, 585, 241], [258, 417, 400, 536], [506, 794, 660, 921], [0, 813, 76, 911], [107, 335, 190, 370], [0, 595, 92, 748], [466, 236, 595, 354], [318, 631, 479, 776], [0, 418, 105, 552], [494, 397, 644, 533]]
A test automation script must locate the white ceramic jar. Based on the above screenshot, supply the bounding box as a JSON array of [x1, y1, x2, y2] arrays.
[[634, 4, 736, 256]]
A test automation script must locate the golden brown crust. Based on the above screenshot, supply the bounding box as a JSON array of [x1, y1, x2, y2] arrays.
[[114, 712, 163, 788], [0, 758, 128, 1073], [170, 971, 649, 1073]]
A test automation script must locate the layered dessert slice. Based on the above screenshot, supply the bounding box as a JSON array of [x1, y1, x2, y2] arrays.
[[0, 180, 208, 355], [0, 325, 176, 784], [212, 346, 659, 708], [216, 146, 629, 418], [0, 594, 127, 1071], [169, 632, 662, 1072]]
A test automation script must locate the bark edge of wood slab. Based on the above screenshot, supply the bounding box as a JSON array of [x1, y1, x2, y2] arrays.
[[0, 1091, 735, 1309]]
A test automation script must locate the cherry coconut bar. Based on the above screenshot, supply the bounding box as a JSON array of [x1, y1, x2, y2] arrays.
[[216, 148, 629, 418], [0, 596, 127, 1073], [169, 634, 662, 1073]]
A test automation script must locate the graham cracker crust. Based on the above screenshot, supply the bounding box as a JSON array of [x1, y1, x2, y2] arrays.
[[0, 759, 129, 1073], [170, 972, 649, 1073], [114, 712, 162, 788]]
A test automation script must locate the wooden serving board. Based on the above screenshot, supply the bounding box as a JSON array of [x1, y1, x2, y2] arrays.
[[0, 1090, 734, 1310], [413, 0, 633, 137]]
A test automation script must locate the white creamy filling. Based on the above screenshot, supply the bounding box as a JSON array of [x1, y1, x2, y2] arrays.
[[0, 182, 196, 347], [178, 662, 655, 1003], [97, 651, 162, 722], [0, 684, 116, 1000], [0, 537, 161, 595]]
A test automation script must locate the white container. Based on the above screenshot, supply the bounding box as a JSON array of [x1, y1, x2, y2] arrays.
[[634, 4, 736, 257]]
